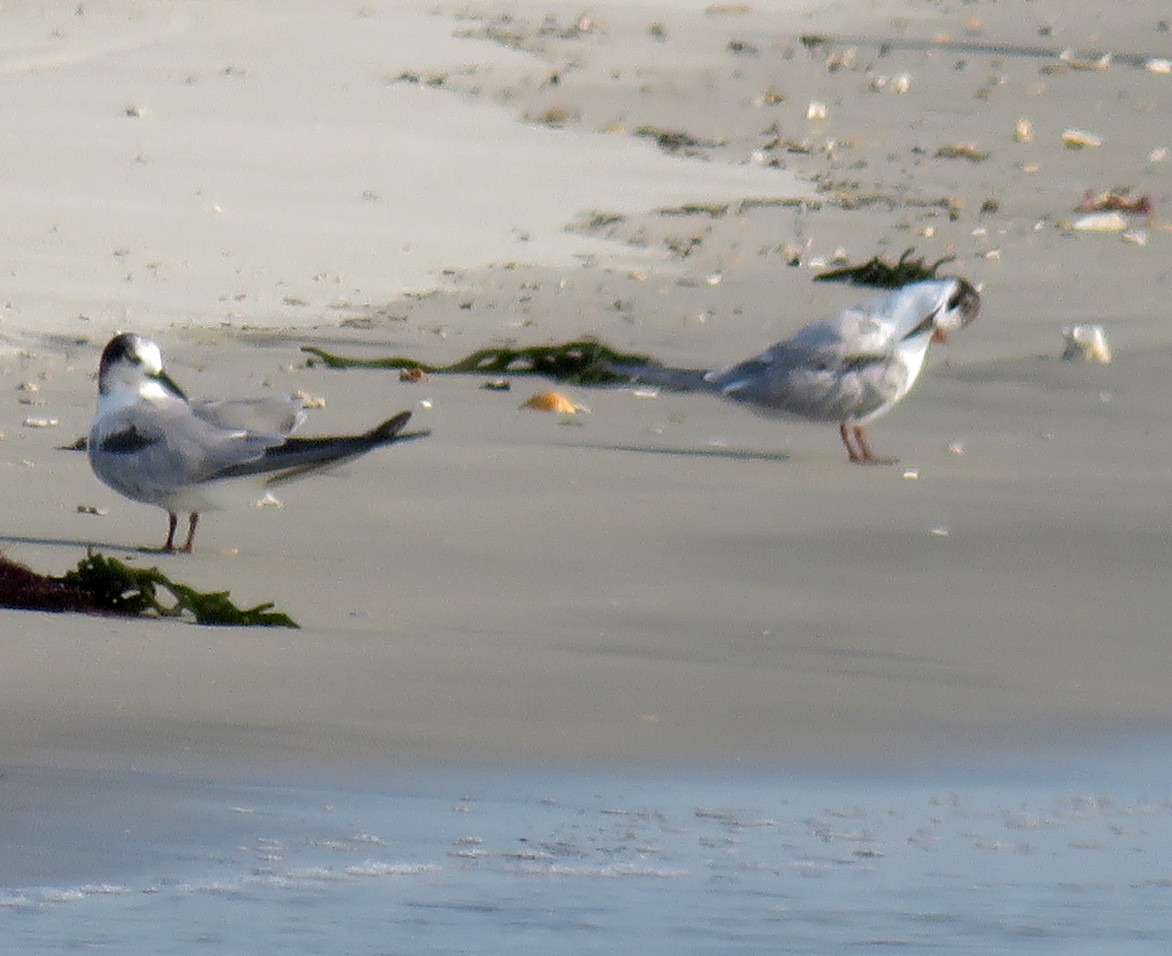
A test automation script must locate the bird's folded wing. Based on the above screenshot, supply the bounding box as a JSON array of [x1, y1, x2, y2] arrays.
[[190, 396, 307, 438]]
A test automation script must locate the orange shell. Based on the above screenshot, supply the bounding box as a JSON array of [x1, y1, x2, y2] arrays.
[[521, 391, 578, 414]]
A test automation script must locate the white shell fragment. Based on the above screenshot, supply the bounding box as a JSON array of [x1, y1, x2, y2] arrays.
[[293, 390, 327, 409], [1059, 50, 1111, 71], [1014, 118, 1033, 143], [806, 101, 829, 121], [1145, 58, 1172, 74], [1062, 324, 1112, 364], [1062, 129, 1103, 149], [1070, 211, 1128, 232], [22, 416, 59, 428]]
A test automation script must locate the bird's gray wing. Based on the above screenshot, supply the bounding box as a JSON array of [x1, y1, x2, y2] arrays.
[[706, 318, 900, 422], [190, 396, 306, 438], [91, 401, 280, 497]]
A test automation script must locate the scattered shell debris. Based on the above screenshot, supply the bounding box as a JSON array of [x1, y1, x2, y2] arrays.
[[521, 390, 585, 414], [947, 442, 965, 456], [398, 367, 428, 383], [1014, 119, 1033, 143], [1062, 129, 1103, 149], [1062, 324, 1112, 364], [902, 469, 919, 480], [929, 527, 950, 538], [23, 417, 58, 428], [76, 505, 107, 516], [293, 390, 327, 408], [481, 378, 511, 391], [255, 492, 285, 509], [1079, 190, 1152, 215], [1145, 58, 1171, 74]]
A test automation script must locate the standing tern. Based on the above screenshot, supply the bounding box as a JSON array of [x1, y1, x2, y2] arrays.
[[625, 278, 980, 463], [88, 333, 429, 552]]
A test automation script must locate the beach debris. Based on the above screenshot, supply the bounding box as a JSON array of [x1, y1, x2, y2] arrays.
[[813, 248, 956, 287], [806, 101, 829, 121], [1068, 211, 1129, 232], [481, 378, 511, 392], [935, 144, 990, 162], [634, 125, 722, 153], [1122, 229, 1148, 246], [521, 390, 583, 414], [1078, 190, 1152, 215], [1058, 49, 1111, 71], [1151, 148, 1170, 163], [398, 367, 428, 383], [254, 492, 285, 509], [1062, 129, 1103, 149], [76, 504, 107, 516], [1014, 118, 1033, 143], [292, 389, 327, 408], [0, 550, 298, 626], [22, 416, 58, 429], [1148, 58, 1172, 74], [1062, 324, 1112, 364], [302, 339, 654, 386], [893, 73, 911, 94]]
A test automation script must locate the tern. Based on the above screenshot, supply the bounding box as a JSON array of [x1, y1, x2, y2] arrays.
[[625, 278, 979, 463], [88, 333, 428, 551]]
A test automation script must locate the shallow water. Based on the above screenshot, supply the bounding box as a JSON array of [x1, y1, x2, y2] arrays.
[[4, 742, 1172, 955]]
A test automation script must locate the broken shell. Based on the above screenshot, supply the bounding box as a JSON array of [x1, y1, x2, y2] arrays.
[[398, 367, 428, 383], [1062, 129, 1103, 149], [522, 391, 581, 414], [1145, 58, 1171, 74], [806, 101, 828, 121], [893, 73, 911, 94], [1070, 211, 1128, 232], [1061, 324, 1112, 364], [1058, 50, 1111, 71], [22, 417, 58, 428], [76, 504, 107, 516], [481, 378, 511, 391], [1122, 229, 1148, 246], [255, 491, 285, 509], [293, 390, 327, 408], [1013, 118, 1033, 143]]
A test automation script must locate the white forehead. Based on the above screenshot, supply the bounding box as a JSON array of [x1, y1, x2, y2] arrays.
[[133, 337, 165, 373]]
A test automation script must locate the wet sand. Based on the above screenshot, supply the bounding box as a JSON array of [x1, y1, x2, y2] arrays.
[[2, 0, 1172, 784]]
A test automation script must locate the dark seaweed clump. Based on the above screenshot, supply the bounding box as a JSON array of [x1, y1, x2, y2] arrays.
[[303, 338, 652, 386], [814, 248, 956, 287], [1, 551, 297, 627]]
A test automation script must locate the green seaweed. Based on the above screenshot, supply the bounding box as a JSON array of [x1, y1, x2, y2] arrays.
[[813, 248, 956, 288], [302, 338, 653, 386], [53, 550, 298, 627]]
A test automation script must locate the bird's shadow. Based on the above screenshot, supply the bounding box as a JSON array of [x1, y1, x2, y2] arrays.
[[0, 534, 154, 557], [557, 442, 791, 463]]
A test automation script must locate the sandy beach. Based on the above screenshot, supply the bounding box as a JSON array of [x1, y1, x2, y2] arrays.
[[2, 0, 1171, 785]]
